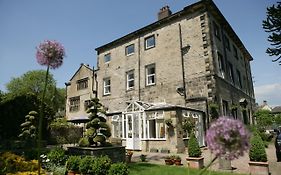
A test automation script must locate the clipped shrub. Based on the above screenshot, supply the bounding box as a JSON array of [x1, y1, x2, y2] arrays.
[[47, 147, 67, 166], [249, 132, 267, 162], [108, 163, 129, 175], [187, 132, 202, 157], [92, 155, 112, 175], [66, 156, 81, 172], [79, 156, 95, 174], [78, 137, 90, 147]]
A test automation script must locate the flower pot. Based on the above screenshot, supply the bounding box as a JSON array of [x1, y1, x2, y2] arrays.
[[126, 154, 132, 163], [249, 161, 269, 175], [218, 157, 232, 170], [164, 159, 174, 165], [174, 159, 182, 166], [186, 156, 204, 169]]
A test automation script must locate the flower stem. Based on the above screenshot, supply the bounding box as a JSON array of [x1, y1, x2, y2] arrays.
[[198, 156, 218, 175], [37, 65, 49, 175]]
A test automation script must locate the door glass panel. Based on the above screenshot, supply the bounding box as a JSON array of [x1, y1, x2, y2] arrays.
[[128, 115, 132, 138]]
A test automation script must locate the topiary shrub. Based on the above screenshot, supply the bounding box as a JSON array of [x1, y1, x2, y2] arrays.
[[249, 132, 267, 162], [188, 132, 202, 157], [47, 147, 67, 166], [92, 155, 112, 175], [108, 163, 129, 175], [79, 156, 95, 174], [66, 156, 81, 172]]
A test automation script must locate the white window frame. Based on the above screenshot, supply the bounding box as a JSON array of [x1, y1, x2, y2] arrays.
[[125, 44, 135, 56], [146, 64, 156, 86], [103, 78, 111, 95], [145, 35, 155, 49], [104, 53, 111, 63], [126, 70, 134, 90]]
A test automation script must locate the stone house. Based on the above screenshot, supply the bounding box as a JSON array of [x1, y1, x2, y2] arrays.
[[67, 0, 256, 153], [65, 63, 95, 125]]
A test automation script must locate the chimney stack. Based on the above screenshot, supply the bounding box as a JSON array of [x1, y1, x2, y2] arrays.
[[158, 6, 172, 20]]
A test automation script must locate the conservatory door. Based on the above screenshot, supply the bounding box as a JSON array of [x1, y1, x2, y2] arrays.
[[126, 113, 141, 150]]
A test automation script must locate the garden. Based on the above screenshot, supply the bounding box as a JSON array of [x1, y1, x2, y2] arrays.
[[0, 40, 279, 175]]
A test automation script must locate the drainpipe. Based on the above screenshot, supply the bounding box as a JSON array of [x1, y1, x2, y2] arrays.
[[178, 23, 187, 106], [138, 37, 141, 101]]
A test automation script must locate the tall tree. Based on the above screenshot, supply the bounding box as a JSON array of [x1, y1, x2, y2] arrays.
[[263, 1, 281, 65], [5, 70, 65, 111]]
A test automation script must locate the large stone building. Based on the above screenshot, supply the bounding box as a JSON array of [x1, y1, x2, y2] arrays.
[[67, 0, 255, 153]]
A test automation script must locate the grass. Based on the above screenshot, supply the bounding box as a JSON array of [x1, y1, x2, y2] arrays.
[[128, 162, 245, 175]]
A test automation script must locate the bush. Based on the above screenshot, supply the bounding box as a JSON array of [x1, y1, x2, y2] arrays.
[[66, 156, 81, 172], [79, 156, 95, 174], [92, 155, 112, 175], [0, 152, 39, 174], [47, 147, 67, 166], [249, 132, 267, 162], [187, 132, 202, 157], [78, 137, 90, 147], [108, 163, 129, 175]]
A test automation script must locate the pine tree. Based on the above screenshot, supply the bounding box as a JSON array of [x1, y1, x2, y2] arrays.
[[263, 1, 281, 65]]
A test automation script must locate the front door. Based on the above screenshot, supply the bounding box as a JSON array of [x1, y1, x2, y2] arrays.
[[126, 113, 141, 150]]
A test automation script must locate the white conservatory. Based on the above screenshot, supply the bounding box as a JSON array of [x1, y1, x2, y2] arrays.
[[109, 101, 205, 153]]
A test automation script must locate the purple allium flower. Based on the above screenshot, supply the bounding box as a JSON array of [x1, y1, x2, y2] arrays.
[[36, 40, 65, 69], [206, 116, 250, 160]]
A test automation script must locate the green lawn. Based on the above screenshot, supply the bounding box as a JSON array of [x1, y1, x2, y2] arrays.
[[128, 162, 245, 175]]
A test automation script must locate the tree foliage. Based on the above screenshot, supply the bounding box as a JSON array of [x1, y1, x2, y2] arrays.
[[254, 109, 273, 130], [263, 1, 281, 65], [0, 93, 54, 140], [85, 98, 111, 146], [5, 70, 65, 111]]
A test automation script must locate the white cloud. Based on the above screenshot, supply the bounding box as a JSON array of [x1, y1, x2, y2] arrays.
[[254, 83, 281, 107]]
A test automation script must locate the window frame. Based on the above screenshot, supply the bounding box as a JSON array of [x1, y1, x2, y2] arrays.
[[125, 44, 135, 56], [236, 69, 242, 88], [145, 35, 155, 50], [224, 35, 230, 51], [228, 62, 234, 83], [69, 96, 80, 112], [103, 77, 111, 95], [126, 70, 135, 90], [213, 22, 221, 40], [76, 78, 89, 90], [217, 52, 225, 78], [233, 45, 238, 59], [104, 53, 111, 63], [145, 64, 156, 86]]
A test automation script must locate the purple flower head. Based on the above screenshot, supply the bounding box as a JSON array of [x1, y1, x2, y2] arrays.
[[36, 40, 65, 69], [206, 116, 250, 160]]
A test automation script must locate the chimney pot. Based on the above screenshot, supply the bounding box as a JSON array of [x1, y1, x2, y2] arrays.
[[158, 5, 172, 20]]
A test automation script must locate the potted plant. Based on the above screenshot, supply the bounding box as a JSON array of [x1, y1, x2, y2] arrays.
[[249, 132, 269, 175], [164, 155, 174, 165], [66, 156, 81, 175], [186, 132, 204, 169], [140, 154, 147, 162], [174, 155, 182, 166], [125, 150, 133, 163]]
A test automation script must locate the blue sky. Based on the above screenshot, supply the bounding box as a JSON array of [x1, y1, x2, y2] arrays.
[[0, 0, 280, 107]]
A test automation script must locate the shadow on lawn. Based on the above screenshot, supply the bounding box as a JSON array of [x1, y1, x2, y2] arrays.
[[128, 162, 159, 172]]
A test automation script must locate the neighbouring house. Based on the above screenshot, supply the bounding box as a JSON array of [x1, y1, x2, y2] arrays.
[[66, 0, 256, 153], [65, 63, 95, 126], [259, 100, 272, 111]]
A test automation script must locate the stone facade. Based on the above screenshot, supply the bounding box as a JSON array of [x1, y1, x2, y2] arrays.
[[65, 64, 95, 122], [95, 0, 255, 124]]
